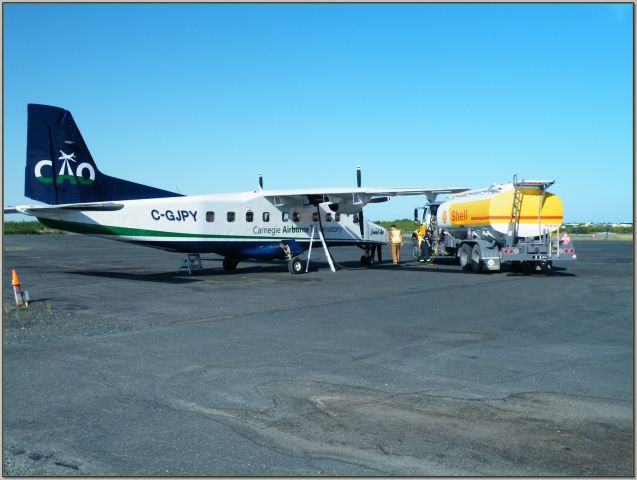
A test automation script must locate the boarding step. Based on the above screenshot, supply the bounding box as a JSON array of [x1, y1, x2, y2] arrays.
[[178, 253, 204, 274]]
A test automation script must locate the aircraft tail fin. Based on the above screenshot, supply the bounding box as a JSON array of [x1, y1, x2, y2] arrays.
[[25, 104, 182, 204]]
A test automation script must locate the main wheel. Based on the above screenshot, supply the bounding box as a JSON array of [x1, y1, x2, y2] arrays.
[[459, 244, 472, 271], [412, 236, 420, 259], [539, 260, 553, 275], [470, 244, 483, 273], [360, 255, 370, 266], [223, 256, 239, 272], [288, 256, 304, 274], [521, 261, 535, 275]]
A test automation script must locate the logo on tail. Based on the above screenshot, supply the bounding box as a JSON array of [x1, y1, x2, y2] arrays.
[[35, 149, 96, 185]]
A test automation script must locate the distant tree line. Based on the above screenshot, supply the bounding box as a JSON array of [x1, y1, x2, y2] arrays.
[[375, 220, 632, 235], [562, 225, 633, 234]]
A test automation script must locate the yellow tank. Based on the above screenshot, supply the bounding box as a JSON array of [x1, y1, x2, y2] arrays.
[[436, 183, 564, 239]]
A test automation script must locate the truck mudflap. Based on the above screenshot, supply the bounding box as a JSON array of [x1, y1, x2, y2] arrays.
[[478, 244, 501, 271]]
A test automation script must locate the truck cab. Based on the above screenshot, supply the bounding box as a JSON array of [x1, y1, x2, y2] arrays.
[[412, 202, 441, 256]]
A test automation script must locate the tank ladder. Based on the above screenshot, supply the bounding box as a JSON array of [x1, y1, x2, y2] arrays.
[[506, 177, 555, 247]]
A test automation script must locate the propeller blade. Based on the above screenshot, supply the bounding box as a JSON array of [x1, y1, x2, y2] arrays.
[[356, 166, 365, 237]]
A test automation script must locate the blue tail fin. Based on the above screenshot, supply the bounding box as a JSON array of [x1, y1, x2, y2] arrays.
[[25, 104, 182, 204]]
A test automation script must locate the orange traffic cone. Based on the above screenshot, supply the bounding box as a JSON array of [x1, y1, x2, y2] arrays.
[[11, 269, 26, 308]]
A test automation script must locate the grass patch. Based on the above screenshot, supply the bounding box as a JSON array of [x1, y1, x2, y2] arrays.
[[3, 221, 65, 234]]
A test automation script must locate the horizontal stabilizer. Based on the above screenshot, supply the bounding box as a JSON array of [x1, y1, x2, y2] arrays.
[[7, 202, 124, 216]]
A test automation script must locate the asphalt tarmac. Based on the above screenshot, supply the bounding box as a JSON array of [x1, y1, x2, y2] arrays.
[[2, 235, 633, 476]]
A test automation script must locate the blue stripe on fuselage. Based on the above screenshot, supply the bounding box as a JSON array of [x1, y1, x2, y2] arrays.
[[126, 239, 378, 258]]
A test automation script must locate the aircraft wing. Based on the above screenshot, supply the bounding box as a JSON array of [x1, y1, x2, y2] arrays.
[[4, 202, 124, 215], [262, 187, 468, 213]]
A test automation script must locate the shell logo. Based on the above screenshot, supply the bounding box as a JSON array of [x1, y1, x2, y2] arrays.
[[442, 211, 447, 223]]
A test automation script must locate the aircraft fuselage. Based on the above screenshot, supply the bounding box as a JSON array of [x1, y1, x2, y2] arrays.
[[35, 190, 387, 259]]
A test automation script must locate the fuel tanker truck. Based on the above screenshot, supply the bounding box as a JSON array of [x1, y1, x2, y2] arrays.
[[412, 178, 577, 273]]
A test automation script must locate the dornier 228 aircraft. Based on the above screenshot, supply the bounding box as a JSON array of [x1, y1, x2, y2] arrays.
[[5, 104, 468, 274]]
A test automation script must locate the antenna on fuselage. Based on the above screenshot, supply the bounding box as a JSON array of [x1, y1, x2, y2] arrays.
[[258, 173, 263, 190]]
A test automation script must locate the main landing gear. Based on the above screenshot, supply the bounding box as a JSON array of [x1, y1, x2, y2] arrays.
[[360, 254, 371, 266], [288, 256, 304, 274], [360, 244, 381, 266], [222, 256, 239, 272]]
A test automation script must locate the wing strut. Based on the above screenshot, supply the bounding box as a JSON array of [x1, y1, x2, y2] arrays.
[[305, 224, 336, 273]]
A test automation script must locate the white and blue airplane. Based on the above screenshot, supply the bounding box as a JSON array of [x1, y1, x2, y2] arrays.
[[5, 104, 467, 274]]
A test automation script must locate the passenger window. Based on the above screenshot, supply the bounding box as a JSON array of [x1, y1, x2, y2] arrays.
[[246, 211, 254, 222], [325, 213, 332, 222], [335, 212, 341, 222], [312, 212, 319, 222], [282, 212, 289, 222], [206, 211, 215, 222], [292, 212, 300, 222], [227, 211, 235, 222], [263, 212, 270, 222]]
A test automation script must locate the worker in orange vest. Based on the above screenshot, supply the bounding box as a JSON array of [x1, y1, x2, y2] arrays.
[[389, 225, 403, 264]]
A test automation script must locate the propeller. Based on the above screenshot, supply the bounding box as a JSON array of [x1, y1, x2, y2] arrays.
[[356, 165, 382, 264], [356, 165, 365, 238]]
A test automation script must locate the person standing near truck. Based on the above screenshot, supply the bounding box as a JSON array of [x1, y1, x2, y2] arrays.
[[420, 228, 432, 262], [389, 225, 403, 264]]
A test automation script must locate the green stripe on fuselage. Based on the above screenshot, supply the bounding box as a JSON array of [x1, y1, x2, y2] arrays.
[[36, 217, 371, 242]]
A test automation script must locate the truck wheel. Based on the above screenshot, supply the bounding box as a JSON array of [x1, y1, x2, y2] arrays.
[[521, 262, 535, 275], [459, 244, 472, 271], [539, 261, 553, 275], [288, 256, 304, 274], [411, 236, 419, 259], [470, 244, 483, 273]]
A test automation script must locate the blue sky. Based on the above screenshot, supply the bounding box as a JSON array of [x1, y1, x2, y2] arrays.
[[3, 3, 633, 222]]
